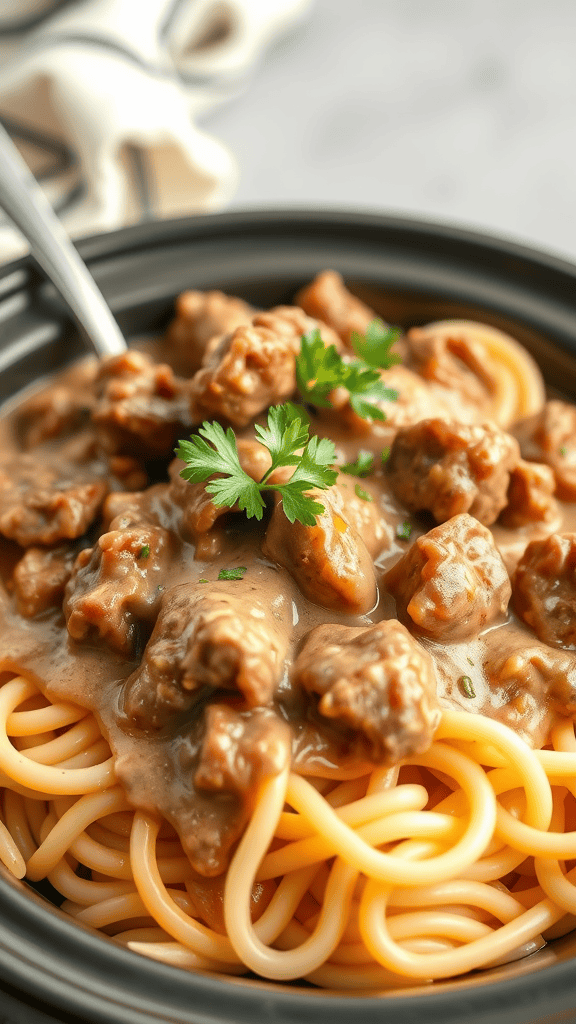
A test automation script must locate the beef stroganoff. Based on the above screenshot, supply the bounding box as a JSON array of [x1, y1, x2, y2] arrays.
[[0, 270, 575, 989]]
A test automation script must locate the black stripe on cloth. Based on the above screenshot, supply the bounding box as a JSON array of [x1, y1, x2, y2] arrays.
[[0, 115, 75, 182]]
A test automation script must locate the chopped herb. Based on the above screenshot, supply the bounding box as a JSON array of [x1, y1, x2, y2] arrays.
[[351, 318, 402, 370], [218, 567, 247, 581], [467, 657, 475, 667], [459, 675, 476, 699], [176, 403, 337, 527], [156, 585, 164, 592], [295, 329, 398, 422], [340, 450, 374, 477], [138, 544, 150, 559], [198, 578, 208, 584], [355, 483, 373, 502], [381, 447, 391, 465], [560, 446, 567, 456], [396, 521, 412, 541]]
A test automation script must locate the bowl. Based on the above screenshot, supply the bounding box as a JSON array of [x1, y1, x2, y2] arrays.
[[1, 209, 576, 1024]]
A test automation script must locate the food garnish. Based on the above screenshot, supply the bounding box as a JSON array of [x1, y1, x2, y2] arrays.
[[218, 567, 247, 581], [295, 329, 398, 421], [176, 403, 337, 527], [340, 451, 374, 477], [350, 318, 402, 369]]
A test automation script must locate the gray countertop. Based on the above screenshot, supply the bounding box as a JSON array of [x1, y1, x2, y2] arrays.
[[206, 0, 576, 262]]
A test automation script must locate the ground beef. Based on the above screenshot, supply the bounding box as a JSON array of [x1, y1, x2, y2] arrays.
[[64, 514, 179, 656], [122, 580, 292, 730], [92, 350, 190, 458], [294, 619, 440, 764], [295, 270, 379, 348], [513, 400, 576, 500], [385, 514, 511, 642], [406, 324, 495, 416], [189, 306, 341, 428], [513, 533, 576, 649], [499, 459, 559, 529], [0, 456, 107, 547], [12, 544, 79, 618], [194, 704, 290, 795], [386, 419, 520, 526], [262, 485, 378, 614], [164, 289, 255, 376]]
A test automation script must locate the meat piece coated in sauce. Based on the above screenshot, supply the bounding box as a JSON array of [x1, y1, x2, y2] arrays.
[[513, 533, 576, 650], [385, 514, 511, 642], [499, 459, 559, 530], [294, 619, 440, 764], [92, 350, 190, 458], [0, 455, 107, 547], [164, 289, 255, 375], [122, 579, 292, 730], [65, 511, 179, 656], [386, 418, 520, 526], [12, 544, 79, 618], [194, 704, 291, 795], [189, 306, 341, 428], [263, 484, 378, 614], [513, 400, 576, 500], [405, 324, 495, 417], [295, 270, 378, 348]]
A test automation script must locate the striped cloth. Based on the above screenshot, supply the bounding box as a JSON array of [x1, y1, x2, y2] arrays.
[[0, 0, 311, 262]]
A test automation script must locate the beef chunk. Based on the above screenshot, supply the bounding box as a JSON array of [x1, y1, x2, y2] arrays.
[[92, 351, 190, 458], [513, 400, 576, 500], [169, 439, 271, 538], [12, 544, 78, 618], [331, 477, 392, 558], [294, 620, 440, 764], [513, 534, 576, 649], [194, 704, 290, 795], [0, 456, 107, 547], [406, 323, 495, 417], [486, 630, 576, 724], [164, 289, 254, 376], [122, 580, 292, 730], [385, 514, 511, 642], [262, 485, 378, 615], [64, 513, 179, 655], [16, 386, 94, 449], [499, 459, 559, 530], [295, 270, 378, 348], [386, 419, 520, 526], [189, 306, 341, 428]]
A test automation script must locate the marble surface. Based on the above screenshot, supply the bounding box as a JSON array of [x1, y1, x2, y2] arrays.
[[206, 0, 576, 263]]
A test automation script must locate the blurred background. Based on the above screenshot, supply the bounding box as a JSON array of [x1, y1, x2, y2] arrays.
[[1, 0, 576, 262]]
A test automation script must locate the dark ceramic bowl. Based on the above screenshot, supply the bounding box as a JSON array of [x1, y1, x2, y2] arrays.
[[1, 210, 576, 1024]]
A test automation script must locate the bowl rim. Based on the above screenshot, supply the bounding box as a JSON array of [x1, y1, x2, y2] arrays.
[[2, 207, 576, 1024]]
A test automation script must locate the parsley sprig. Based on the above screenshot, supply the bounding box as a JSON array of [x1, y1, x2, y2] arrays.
[[175, 403, 337, 527], [296, 329, 398, 422], [351, 319, 402, 369]]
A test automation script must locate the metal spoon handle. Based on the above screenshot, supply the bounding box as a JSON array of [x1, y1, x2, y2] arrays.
[[0, 122, 126, 358]]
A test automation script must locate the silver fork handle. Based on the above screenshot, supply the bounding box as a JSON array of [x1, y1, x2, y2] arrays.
[[0, 122, 126, 359]]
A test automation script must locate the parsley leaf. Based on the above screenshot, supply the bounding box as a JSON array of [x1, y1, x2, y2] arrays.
[[459, 675, 476, 699], [381, 447, 391, 464], [296, 330, 398, 422], [396, 520, 412, 541], [351, 318, 402, 370], [354, 483, 372, 502], [175, 421, 265, 520], [176, 404, 337, 527], [340, 450, 374, 477], [138, 544, 150, 559], [218, 567, 247, 581]]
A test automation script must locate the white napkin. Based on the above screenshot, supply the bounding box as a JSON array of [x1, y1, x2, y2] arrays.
[[0, 0, 311, 262]]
